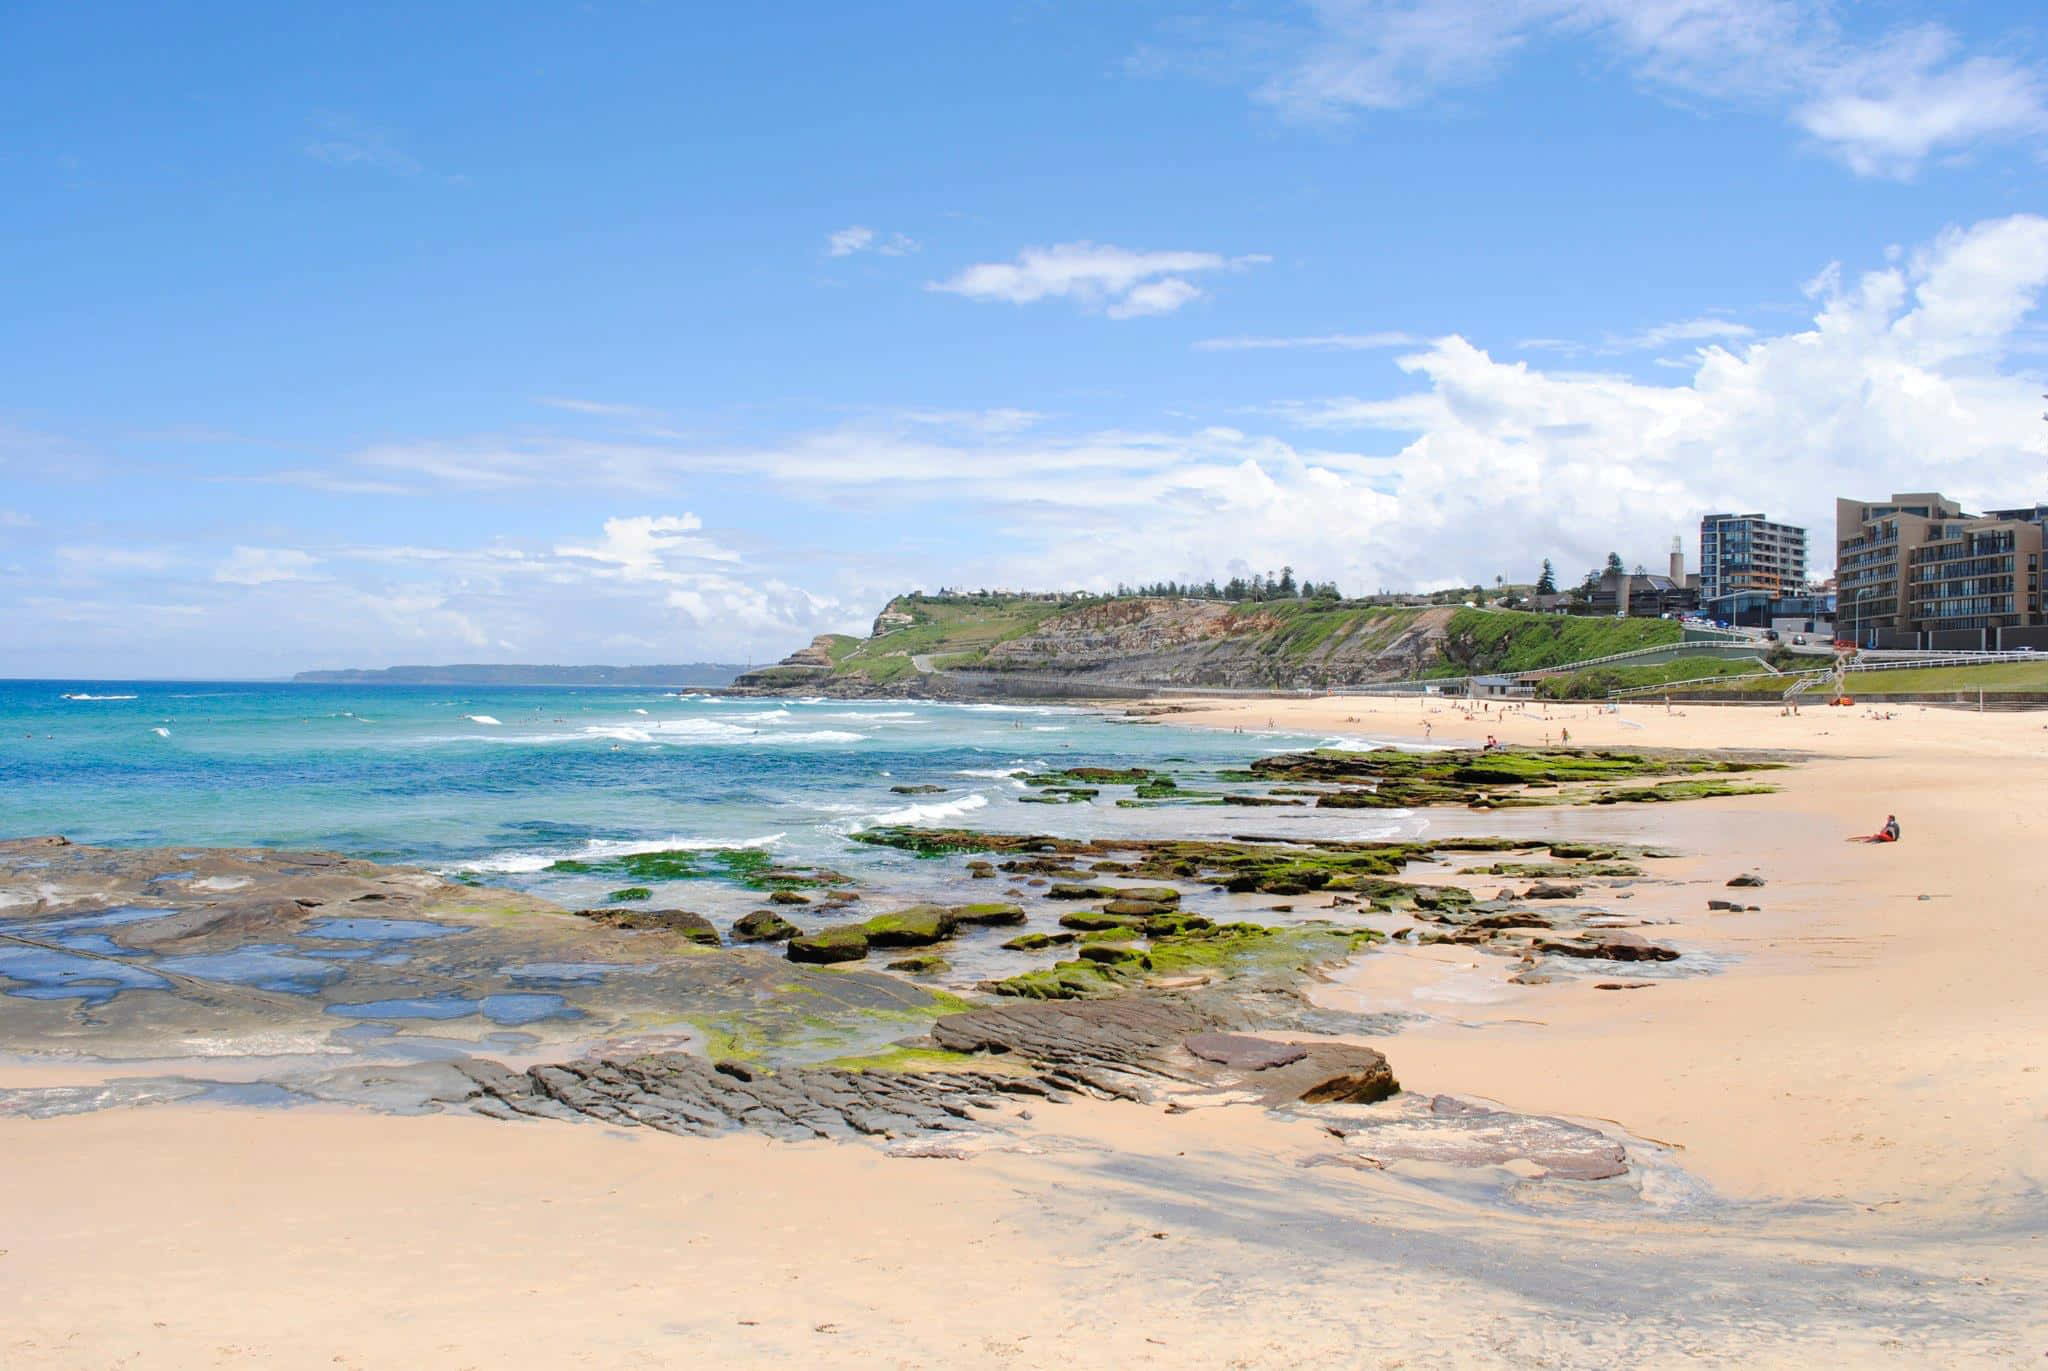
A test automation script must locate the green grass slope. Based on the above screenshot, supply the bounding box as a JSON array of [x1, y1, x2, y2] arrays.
[[1431, 608, 1684, 677]]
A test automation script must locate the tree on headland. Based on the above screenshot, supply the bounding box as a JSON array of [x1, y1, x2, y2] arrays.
[[1605, 552, 1625, 575], [1536, 560, 1556, 594]]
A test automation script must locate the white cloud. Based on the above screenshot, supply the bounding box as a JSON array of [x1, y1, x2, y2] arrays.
[[929, 242, 1268, 318], [215, 546, 323, 586], [828, 226, 920, 257], [1793, 26, 2048, 179], [0, 510, 33, 527], [553, 514, 741, 582], [1194, 332, 1420, 352], [1519, 316, 1757, 356], [1185, 2, 2046, 179]]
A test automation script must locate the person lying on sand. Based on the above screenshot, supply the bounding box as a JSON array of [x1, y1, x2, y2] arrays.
[[1850, 815, 1901, 843]]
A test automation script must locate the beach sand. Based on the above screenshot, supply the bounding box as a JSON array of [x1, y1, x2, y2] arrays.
[[3, 696, 2044, 1367]]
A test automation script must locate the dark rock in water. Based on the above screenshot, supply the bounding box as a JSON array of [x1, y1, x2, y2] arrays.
[[885, 953, 947, 974], [1537, 931, 1678, 962], [1706, 899, 1745, 912], [859, 905, 957, 947], [575, 907, 720, 945], [889, 784, 947, 795], [1726, 873, 1767, 887], [1002, 931, 1075, 951], [1524, 882, 1584, 900], [1184, 1032, 1308, 1071], [1101, 897, 1173, 918], [768, 889, 810, 906], [731, 909, 801, 943], [948, 902, 1026, 927], [786, 925, 870, 964]]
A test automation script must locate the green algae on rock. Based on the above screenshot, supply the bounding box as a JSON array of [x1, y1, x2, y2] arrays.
[[1251, 746, 1787, 809]]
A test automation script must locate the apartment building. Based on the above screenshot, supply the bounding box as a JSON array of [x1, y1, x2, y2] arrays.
[[1836, 493, 2048, 649], [1698, 513, 1808, 625]]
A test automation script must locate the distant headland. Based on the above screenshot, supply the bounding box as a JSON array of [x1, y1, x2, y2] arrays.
[[291, 663, 747, 687]]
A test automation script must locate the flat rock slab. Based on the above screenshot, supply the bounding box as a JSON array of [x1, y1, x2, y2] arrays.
[[1184, 1032, 1308, 1071]]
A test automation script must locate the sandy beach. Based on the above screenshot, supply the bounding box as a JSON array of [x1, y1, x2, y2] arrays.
[[3, 696, 2045, 1368]]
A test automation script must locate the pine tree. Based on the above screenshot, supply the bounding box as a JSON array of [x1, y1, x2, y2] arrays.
[[1536, 559, 1556, 594]]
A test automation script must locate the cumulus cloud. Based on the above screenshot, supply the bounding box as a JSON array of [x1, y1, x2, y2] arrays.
[[553, 514, 742, 581], [1165, 1, 2046, 178], [929, 242, 1269, 318]]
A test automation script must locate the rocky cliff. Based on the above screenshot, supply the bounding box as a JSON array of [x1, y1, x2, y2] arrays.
[[733, 596, 1460, 696]]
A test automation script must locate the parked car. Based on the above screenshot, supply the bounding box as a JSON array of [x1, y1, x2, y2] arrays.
[[1763, 629, 1779, 641], [1792, 634, 1808, 645]]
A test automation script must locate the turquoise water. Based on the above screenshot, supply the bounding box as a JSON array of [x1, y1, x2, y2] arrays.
[[0, 681, 1414, 913]]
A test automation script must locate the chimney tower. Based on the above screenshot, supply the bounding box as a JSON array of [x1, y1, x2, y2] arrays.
[[1669, 536, 1684, 583]]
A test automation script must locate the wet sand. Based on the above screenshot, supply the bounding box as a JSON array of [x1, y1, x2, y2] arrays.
[[3, 697, 2045, 1366]]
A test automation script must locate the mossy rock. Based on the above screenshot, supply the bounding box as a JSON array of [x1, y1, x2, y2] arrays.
[[730, 909, 801, 943], [1058, 910, 1145, 931], [889, 784, 947, 795], [785, 924, 870, 964], [1141, 913, 1214, 938], [767, 889, 810, 906], [1077, 942, 1151, 968], [859, 905, 958, 947], [1045, 883, 1180, 904], [948, 902, 1026, 927], [574, 907, 720, 945], [1101, 897, 1174, 918], [1001, 931, 1075, 951], [985, 959, 1127, 1000], [885, 953, 948, 974], [606, 886, 653, 903]]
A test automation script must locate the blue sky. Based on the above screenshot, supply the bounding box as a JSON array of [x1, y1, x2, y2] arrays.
[[4, 1, 2046, 676]]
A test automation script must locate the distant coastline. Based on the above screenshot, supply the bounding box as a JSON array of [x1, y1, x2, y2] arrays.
[[291, 663, 747, 687]]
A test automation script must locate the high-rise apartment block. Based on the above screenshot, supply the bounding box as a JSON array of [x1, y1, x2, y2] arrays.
[[1836, 493, 2048, 649], [1698, 514, 1808, 625]]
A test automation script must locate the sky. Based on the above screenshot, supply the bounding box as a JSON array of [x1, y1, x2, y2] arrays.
[[3, 0, 2047, 677]]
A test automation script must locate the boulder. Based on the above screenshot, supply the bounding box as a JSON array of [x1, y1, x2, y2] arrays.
[[885, 953, 947, 974], [859, 905, 957, 948], [889, 784, 947, 795], [948, 902, 1027, 927], [785, 925, 870, 964], [1101, 898, 1174, 917], [767, 889, 810, 906], [1524, 882, 1584, 900], [730, 909, 801, 943], [1726, 873, 1767, 888]]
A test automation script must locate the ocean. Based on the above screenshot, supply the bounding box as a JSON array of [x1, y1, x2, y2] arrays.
[[0, 681, 1420, 925]]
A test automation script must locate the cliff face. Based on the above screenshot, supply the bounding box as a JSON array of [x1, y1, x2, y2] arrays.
[[978, 599, 1455, 689], [732, 597, 1458, 695]]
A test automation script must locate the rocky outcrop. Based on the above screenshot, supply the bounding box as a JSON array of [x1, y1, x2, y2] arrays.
[[573, 907, 720, 945], [730, 910, 801, 942]]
